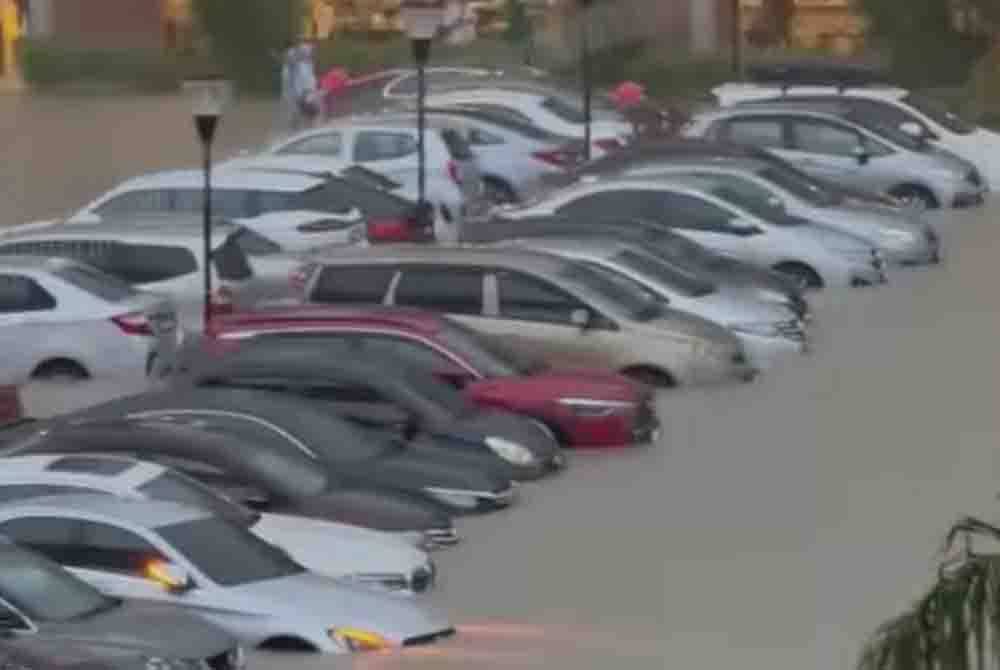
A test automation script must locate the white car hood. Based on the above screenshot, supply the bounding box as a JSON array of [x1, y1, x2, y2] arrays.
[[252, 513, 429, 580], [794, 221, 873, 254], [223, 572, 452, 644], [696, 290, 797, 328], [947, 127, 1000, 188]]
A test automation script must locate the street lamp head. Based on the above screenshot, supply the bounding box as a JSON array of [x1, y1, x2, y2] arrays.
[[183, 77, 233, 120], [400, 0, 445, 41]]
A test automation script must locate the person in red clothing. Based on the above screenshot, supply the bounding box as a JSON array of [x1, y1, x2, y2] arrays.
[[319, 67, 351, 121]]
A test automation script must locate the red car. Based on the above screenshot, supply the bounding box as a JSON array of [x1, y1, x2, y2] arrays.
[[200, 306, 660, 449]]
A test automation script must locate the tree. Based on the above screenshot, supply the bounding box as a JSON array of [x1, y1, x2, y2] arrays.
[[858, 517, 1000, 670], [191, 0, 307, 94]]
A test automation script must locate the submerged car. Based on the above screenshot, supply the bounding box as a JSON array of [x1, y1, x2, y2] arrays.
[[0, 539, 242, 668], [180, 305, 659, 448], [59, 387, 517, 514], [171, 340, 563, 480], [0, 454, 436, 595], [495, 236, 808, 370], [1, 418, 459, 547], [0, 495, 456, 653], [298, 245, 756, 388]]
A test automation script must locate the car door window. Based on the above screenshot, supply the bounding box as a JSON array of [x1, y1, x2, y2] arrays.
[[0, 484, 105, 503], [93, 189, 172, 217], [111, 244, 198, 284], [278, 133, 343, 156], [353, 132, 418, 162], [298, 381, 384, 404], [394, 267, 485, 315], [74, 521, 168, 576], [0, 517, 80, 565], [173, 189, 252, 218], [641, 192, 735, 232], [360, 335, 458, 371], [468, 128, 504, 146], [556, 190, 646, 219], [495, 270, 587, 325], [722, 118, 786, 149], [0, 275, 56, 313], [310, 266, 396, 304], [790, 120, 864, 157]]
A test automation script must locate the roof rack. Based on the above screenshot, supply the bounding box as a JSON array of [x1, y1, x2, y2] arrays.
[[745, 62, 889, 93]]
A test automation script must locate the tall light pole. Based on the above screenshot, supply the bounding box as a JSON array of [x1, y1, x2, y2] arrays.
[[183, 77, 232, 333], [579, 0, 594, 161], [401, 1, 445, 213]]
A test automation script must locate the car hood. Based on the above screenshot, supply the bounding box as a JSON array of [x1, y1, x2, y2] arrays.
[[796, 221, 873, 253], [223, 572, 451, 644], [452, 410, 561, 459], [924, 143, 977, 174], [44, 599, 233, 659], [351, 442, 512, 495], [252, 513, 428, 578], [835, 202, 932, 235], [470, 369, 641, 404], [291, 487, 454, 534], [697, 289, 797, 327], [644, 308, 741, 348]]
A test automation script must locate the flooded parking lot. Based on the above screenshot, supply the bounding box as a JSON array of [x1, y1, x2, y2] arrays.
[[6, 93, 1000, 670]]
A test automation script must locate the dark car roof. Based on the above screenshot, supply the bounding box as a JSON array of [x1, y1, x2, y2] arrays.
[[573, 139, 776, 178], [4, 418, 328, 500], [462, 214, 674, 244], [213, 305, 448, 337]]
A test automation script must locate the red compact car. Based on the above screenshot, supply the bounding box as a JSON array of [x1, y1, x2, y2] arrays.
[[202, 306, 660, 449]]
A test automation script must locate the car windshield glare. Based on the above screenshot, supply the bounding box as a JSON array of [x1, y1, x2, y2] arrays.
[[0, 549, 116, 623], [438, 319, 544, 377], [158, 518, 305, 587], [559, 262, 662, 322], [846, 111, 928, 152], [902, 94, 976, 135], [616, 250, 716, 297], [757, 166, 841, 207]]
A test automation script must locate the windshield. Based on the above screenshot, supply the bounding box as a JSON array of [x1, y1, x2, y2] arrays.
[[615, 250, 716, 297], [53, 264, 138, 302], [394, 364, 475, 417], [138, 471, 259, 527], [559, 262, 663, 322], [902, 94, 976, 135], [541, 94, 623, 125], [757, 166, 841, 207], [0, 548, 116, 622], [438, 319, 544, 377], [159, 518, 305, 587], [708, 179, 803, 226], [845, 111, 929, 152]]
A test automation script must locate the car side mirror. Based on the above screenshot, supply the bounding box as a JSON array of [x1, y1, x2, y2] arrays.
[[570, 308, 592, 330], [144, 560, 195, 594], [852, 145, 871, 165]]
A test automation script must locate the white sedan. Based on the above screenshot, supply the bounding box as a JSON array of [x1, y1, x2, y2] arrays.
[[0, 454, 437, 595]]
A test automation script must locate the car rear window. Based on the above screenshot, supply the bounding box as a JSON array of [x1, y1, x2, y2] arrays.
[[52, 264, 138, 302], [213, 235, 255, 281], [294, 181, 410, 218], [439, 128, 475, 160], [311, 265, 396, 304], [231, 226, 282, 256], [113, 244, 199, 284]]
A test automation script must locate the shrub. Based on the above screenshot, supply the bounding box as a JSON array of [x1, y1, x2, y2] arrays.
[[19, 39, 187, 92]]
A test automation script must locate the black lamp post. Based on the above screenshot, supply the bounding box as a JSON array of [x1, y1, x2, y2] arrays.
[[578, 0, 594, 161], [183, 77, 232, 332], [401, 1, 445, 211]]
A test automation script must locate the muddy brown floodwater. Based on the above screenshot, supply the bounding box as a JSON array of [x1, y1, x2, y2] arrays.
[[7, 93, 1000, 670]]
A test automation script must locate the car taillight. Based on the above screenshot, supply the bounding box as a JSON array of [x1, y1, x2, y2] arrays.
[[289, 267, 309, 290], [447, 160, 461, 185], [111, 312, 153, 336], [594, 138, 623, 153], [367, 215, 433, 244], [532, 149, 574, 168]]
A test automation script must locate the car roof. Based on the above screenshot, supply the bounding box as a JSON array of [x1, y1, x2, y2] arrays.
[[0, 255, 82, 273], [322, 115, 463, 131], [0, 494, 210, 528], [700, 105, 851, 123], [197, 340, 405, 382], [309, 244, 575, 276], [214, 305, 446, 336], [114, 168, 324, 193], [0, 219, 242, 243]]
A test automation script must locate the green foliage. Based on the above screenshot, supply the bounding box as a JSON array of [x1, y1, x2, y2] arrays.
[[505, 0, 533, 45], [859, 517, 1000, 670], [19, 39, 198, 92], [858, 0, 991, 87], [190, 0, 306, 95], [312, 35, 528, 77]]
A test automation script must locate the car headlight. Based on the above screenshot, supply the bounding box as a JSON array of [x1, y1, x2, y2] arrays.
[[342, 572, 411, 592], [730, 322, 781, 338], [329, 627, 392, 652], [556, 397, 637, 418], [143, 658, 208, 670], [484, 436, 537, 466]]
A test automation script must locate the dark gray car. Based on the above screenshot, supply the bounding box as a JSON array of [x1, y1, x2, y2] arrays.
[[170, 340, 564, 481], [0, 540, 241, 669]]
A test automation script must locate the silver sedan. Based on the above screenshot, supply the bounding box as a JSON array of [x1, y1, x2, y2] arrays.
[[0, 495, 455, 654]]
